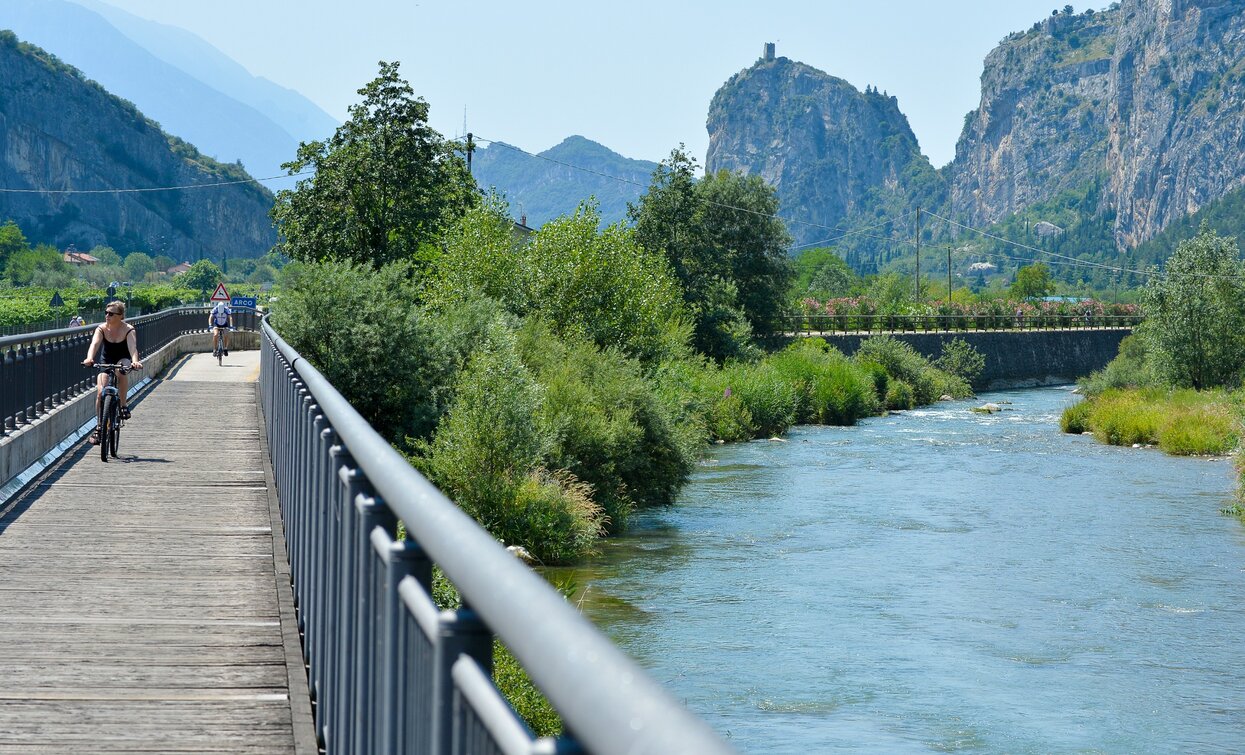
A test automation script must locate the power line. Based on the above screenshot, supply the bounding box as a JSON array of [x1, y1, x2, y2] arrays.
[[0, 170, 313, 195], [925, 210, 1245, 282]]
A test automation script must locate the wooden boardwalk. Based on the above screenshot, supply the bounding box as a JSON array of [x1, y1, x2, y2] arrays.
[[0, 352, 314, 753]]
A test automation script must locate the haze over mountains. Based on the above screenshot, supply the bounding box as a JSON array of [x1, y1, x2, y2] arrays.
[[0, 0, 338, 189], [0, 0, 1242, 276]]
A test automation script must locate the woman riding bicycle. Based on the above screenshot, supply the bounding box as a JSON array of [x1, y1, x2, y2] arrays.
[[82, 301, 142, 443]]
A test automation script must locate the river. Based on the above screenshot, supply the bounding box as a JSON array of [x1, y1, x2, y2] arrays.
[[551, 387, 1245, 753]]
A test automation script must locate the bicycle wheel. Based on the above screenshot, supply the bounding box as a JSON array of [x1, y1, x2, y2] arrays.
[[99, 394, 115, 462], [109, 406, 121, 458]]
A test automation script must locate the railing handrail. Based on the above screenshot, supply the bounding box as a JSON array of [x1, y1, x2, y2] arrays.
[[0, 303, 257, 349], [262, 320, 734, 755], [779, 312, 1143, 334]]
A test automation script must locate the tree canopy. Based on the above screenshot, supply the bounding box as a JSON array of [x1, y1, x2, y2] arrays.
[[271, 61, 478, 267], [1011, 262, 1055, 299], [1141, 227, 1245, 389], [629, 147, 792, 359]]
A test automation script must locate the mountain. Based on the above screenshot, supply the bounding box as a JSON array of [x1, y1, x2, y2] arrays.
[[471, 136, 658, 227], [0, 0, 331, 188], [951, 0, 1245, 249], [69, 0, 338, 146], [705, 54, 944, 257], [0, 31, 276, 260], [705, 0, 1245, 277]]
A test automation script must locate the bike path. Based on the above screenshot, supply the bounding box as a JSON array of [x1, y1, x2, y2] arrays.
[[0, 351, 314, 753]]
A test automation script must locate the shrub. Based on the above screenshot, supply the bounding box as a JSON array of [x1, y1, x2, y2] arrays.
[[1078, 331, 1160, 398], [768, 339, 877, 425], [855, 336, 971, 404], [885, 379, 915, 410], [268, 259, 449, 442], [719, 361, 798, 438], [1087, 389, 1163, 446], [1155, 390, 1239, 456], [502, 469, 603, 564], [517, 321, 699, 532], [934, 338, 986, 385], [1060, 400, 1092, 433]]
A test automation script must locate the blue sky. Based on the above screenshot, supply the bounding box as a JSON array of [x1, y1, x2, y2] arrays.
[[87, 1, 1111, 168]]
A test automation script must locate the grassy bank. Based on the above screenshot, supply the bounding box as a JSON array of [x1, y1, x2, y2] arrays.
[[1061, 387, 1242, 456]]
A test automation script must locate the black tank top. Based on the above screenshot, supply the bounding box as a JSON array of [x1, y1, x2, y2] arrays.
[[98, 326, 133, 363]]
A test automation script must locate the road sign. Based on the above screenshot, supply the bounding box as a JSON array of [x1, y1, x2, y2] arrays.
[[49, 291, 64, 308], [210, 283, 230, 302], [231, 296, 257, 308]]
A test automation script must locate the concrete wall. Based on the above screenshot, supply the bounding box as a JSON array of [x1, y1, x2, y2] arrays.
[[816, 329, 1131, 390], [0, 332, 259, 496]]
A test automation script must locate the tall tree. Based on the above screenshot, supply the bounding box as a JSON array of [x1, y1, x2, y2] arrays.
[[629, 147, 792, 359], [272, 61, 478, 267], [0, 220, 29, 274], [1011, 262, 1055, 299], [1142, 227, 1245, 389]]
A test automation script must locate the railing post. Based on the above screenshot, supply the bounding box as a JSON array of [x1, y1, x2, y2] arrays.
[[431, 605, 491, 755], [353, 496, 398, 755], [377, 534, 430, 755], [329, 459, 363, 753]]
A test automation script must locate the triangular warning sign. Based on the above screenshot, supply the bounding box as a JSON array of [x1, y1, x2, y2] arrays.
[[210, 283, 230, 302]]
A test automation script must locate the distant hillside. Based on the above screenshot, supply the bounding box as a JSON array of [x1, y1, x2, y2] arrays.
[[472, 136, 658, 227], [0, 31, 276, 259], [70, 0, 338, 145], [0, 0, 327, 188]]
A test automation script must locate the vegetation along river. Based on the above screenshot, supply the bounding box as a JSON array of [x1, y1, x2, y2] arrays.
[[551, 386, 1245, 753]]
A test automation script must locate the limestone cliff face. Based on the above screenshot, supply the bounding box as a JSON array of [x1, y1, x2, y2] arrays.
[[948, 9, 1116, 227], [706, 57, 940, 249], [1104, 0, 1245, 247], [0, 32, 276, 260], [950, 0, 1245, 247]]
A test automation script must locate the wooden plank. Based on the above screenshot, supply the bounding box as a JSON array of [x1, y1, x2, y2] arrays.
[[0, 362, 309, 752]]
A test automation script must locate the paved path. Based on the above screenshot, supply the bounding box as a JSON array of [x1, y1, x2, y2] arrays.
[[0, 352, 313, 753]]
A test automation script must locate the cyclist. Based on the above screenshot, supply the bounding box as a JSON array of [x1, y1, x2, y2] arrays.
[[209, 299, 233, 356], [81, 301, 142, 443]]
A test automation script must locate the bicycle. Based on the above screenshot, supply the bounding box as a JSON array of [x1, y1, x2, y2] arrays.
[[92, 363, 131, 462], [212, 326, 231, 366]]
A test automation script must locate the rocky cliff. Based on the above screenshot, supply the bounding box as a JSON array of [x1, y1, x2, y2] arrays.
[[0, 32, 277, 260], [708, 1, 1245, 261], [950, 0, 1245, 248], [706, 56, 942, 251]]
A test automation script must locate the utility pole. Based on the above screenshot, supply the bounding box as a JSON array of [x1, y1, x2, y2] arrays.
[[914, 207, 921, 302], [947, 246, 952, 302], [466, 132, 475, 176]]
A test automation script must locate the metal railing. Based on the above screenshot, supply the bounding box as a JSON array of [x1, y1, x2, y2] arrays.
[[0, 309, 109, 337], [781, 313, 1143, 335], [0, 305, 260, 436], [260, 321, 733, 755]]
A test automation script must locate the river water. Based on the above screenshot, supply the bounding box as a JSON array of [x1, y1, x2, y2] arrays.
[[552, 387, 1245, 753]]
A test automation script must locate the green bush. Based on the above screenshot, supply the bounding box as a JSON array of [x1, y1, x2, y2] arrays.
[[1078, 331, 1160, 398], [517, 321, 699, 532], [268, 259, 450, 442], [885, 379, 915, 410], [1060, 400, 1092, 433], [707, 394, 755, 443], [934, 338, 986, 385], [855, 336, 971, 404], [719, 361, 798, 438], [768, 339, 877, 425], [416, 330, 604, 564]]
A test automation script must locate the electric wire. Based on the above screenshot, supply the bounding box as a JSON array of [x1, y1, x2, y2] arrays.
[[0, 170, 313, 195]]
